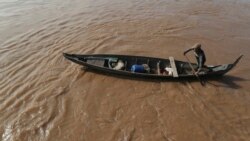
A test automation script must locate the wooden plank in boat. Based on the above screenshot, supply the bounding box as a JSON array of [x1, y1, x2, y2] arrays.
[[169, 56, 178, 77], [87, 60, 105, 67]]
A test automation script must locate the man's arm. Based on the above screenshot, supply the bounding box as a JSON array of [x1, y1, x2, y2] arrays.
[[183, 48, 194, 55], [184, 43, 201, 55]]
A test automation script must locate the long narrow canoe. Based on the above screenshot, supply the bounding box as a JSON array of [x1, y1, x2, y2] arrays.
[[63, 53, 243, 79]]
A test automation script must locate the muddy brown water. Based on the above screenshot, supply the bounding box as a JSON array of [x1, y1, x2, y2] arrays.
[[0, 0, 250, 141]]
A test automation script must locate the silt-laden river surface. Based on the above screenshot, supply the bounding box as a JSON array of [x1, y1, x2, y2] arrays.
[[0, 0, 250, 141]]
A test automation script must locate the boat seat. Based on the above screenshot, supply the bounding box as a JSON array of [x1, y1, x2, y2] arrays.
[[169, 56, 178, 77], [156, 61, 161, 74]]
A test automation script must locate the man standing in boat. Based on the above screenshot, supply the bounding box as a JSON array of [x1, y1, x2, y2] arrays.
[[184, 43, 206, 74]]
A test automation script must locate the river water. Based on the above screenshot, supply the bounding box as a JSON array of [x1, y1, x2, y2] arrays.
[[0, 0, 250, 141]]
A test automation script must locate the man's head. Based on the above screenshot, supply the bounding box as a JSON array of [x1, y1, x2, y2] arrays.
[[194, 43, 202, 52]]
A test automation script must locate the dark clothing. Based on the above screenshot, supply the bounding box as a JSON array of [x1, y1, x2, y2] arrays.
[[195, 49, 206, 69], [183, 45, 206, 71]]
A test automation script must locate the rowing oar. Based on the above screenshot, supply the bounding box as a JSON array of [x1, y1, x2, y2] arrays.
[[184, 55, 205, 86]]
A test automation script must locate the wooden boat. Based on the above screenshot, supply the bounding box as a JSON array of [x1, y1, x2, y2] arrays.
[[63, 53, 243, 79]]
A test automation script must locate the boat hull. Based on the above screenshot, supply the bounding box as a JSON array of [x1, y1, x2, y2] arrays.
[[63, 53, 243, 79]]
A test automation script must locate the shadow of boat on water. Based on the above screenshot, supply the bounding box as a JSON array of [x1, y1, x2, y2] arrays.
[[204, 75, 248, 89]]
